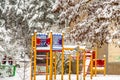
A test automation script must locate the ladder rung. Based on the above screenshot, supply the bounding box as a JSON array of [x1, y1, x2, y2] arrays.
[[37, 55, 46, 56], [37, 64, 46, 66], [36, 72, 48, 75]]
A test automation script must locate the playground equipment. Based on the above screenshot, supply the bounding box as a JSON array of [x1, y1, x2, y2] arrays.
[[90, 49, 106, 76], [69, 49, 93, 80], [31, 31, 63, 80], [0, 61, 16, 77], [31, 31, 106, 80]]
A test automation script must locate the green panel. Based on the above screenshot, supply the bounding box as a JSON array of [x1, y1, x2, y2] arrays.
[[0, 64, 16, 77]]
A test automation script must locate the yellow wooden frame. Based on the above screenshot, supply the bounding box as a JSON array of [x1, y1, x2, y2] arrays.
[[31, 31, 98, 80], [68, 54, 72, 80]]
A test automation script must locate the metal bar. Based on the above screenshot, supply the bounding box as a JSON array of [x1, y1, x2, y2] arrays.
[[61, 33, 64, 80], [69, 54, 71, 80], [95, 47, 97, 76], [54, 52, 56, 80], [64, 48, 84, 50], [83, 51, 86, 80], [76, 50, 79, 80], [90, 54, 93, 79], [49, 31, 53, 80], [104, 55, 106, 76], [46, 53, 48, 80], [34, 31, 37, 80]]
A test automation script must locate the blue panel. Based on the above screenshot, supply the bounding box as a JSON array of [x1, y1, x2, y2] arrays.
[[52, 34, 62, 50]]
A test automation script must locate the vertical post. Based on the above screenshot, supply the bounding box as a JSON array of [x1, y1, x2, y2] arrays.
[[90, 54, 93, 79], [76, 49, 79, 80], [34, 30, 37, 80], [31, 34, 34, 80], [104, 55, 106, 76], [49, 31, 53, 80], [54, 52, 56, 80], [46, 53, 48, 80], [69, 54, 71, 80], [95, 46, 97, 76], [61, 32, 64, 80], [83, 50, 86, 80]]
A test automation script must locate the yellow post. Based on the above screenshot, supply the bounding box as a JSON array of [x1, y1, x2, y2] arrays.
[[104, 55, 106, 76], [33, 30, 37, 80], [90, 54, 93, 79], [76, 49, 79, 80], [54, 52, 56, 80], [69, 54, 71, 80], [50, 31, 53, 80], [83, 50, 86, 80], [95, 46, 97, 76], [31, 34, 34, 80], [61, 32, 64, 80], [46, 53, 48, 80]]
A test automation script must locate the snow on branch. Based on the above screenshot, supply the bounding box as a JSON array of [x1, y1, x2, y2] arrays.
[[52, 0, 120, 46]]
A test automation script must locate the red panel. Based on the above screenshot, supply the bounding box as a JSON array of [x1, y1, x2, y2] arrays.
[[96, 60, 104, 67], [36, 38, 41, 45], [93, 59, 105, 67], [85, 50, 93, 57], [46, 38, 50, 45], [85, 50, 95, 59], [92, 51, 96, 59]]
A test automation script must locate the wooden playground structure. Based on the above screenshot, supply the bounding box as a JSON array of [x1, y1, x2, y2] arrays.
[[31, 31, 106, 80]]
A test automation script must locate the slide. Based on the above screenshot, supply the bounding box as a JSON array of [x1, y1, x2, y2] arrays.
[[81, 54, 91, 76]]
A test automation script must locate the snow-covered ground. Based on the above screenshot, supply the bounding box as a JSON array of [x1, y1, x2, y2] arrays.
[[36, 75, 120, 80], [1, 74, 120, 80]]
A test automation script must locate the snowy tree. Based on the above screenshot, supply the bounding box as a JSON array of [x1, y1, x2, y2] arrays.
[[52, 0, 120, 47], [25, 0, 58, 32], [0, 0, 31, 55], [0, 1, 30, 79], [0, 0, 58, 56], [0, 0, 58, 79]]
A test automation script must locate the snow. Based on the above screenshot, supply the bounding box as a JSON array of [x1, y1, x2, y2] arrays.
[[112, 30, 120, 36], [40, 1, 46, 7], [29, 4, 34, 9], [117, 41, 120, 45], [44, 23, 50, 28], [0, 45, 4, 52], [51, 0, 120, 46], [92, 67, 104, 70], [36, 45, 85, 50], [46, 14, 55, 19], [31, 14, 38, 21], [37, 47, 50, 50], [81, 58, 91, 74], [64, 45, 86, 49], [1, 74, 120, 80], [16, 9, 23, 15], [36, 75, 120, 80]]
